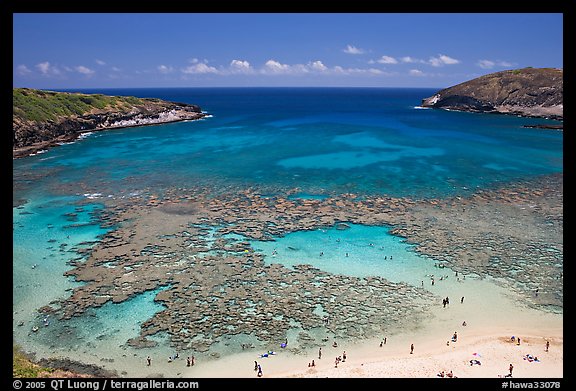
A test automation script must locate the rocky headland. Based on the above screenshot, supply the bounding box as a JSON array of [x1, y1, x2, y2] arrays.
[[13, 88, 207, 159], [421, 67, 563, 122]]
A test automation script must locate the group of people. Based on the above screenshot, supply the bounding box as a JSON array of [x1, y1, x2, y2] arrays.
[[334, 351, 347, 368], [437, 370, 456, 378], [145, 353, 195, 367], [254, 361, 263, 377]]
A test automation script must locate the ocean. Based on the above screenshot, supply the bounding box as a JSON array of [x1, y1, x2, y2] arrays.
[[12, 88, 563, 377]]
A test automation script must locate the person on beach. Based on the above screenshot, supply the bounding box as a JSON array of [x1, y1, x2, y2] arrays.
[[333, 341, 338, 348], [254, 361, 258, 371], [410, 343, 414, 354], [461, 296, 464, 304], [319, 347, 322, 359], [380, 341, 383, 347], [509, 363, 514, 376], [257, 364, 263, 377], [517, 337, 521, 346], [546, 340, 550, 352], [186, 357, 191, 367], [191, 356, 195, 366], [146, 356, 151, 366], [343, 351, 347, 362]]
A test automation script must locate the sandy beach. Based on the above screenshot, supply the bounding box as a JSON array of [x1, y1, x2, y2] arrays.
[[272, 331, 563, 378]]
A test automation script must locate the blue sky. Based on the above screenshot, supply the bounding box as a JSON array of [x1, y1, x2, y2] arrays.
[[13, 13, 563, 89]]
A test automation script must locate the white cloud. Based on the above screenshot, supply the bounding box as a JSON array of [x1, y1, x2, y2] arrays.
[[477, 60, 495, 69], [409, 69, 424, 76], [401, 56, 421, 64], [229, 59, 253, 73], [429, 54, 460, 67], [182, 62, 219, 74], [157, 65, 174, 74], [309, 60, 327, 71], [262, 59, 292, 74], [35, 61, 62, 76], [377, 55, 398, 64], [36, 61, 51, 74], [343, 45, 365, 55], [16, 64, 31, 75], [477, 59, 515, 69], [95, 59, 106, 66], [75, 65, 95, 75]]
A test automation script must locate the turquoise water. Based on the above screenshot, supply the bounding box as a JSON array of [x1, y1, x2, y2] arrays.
[[12, 88, 563, 373], [252, 224, 449, 286], [14, 88, 562, 199]]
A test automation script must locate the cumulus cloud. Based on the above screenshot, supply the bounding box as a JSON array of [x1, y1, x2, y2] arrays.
[[309, 60, 327, 71], [409, 69, 424, 76], [257, 59, 387, 77], [377, 55, 398, 64], [36, 61, 52, 74], [35, 61, 62, 76], [181, 62, 219, 74], [343, 45, 366, 55], [95, 59, 106, 66], [400, 56, 421, 64], [262, 59, 292, 74], [157, 65, 174, 74], [428, 54, 460, 67], [16, 64, 31, 75], [229, 59, 253, 73], [75, 65, 95, 75], [477, 59, 515, 69]]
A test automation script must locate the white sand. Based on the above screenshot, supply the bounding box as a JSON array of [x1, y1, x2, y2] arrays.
[[177, 275, 562, 379], [273, 332, 563, 378]]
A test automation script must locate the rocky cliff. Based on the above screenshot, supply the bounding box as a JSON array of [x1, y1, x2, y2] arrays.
[[421, 68, 563, 120], [13, 88, 207, 158]]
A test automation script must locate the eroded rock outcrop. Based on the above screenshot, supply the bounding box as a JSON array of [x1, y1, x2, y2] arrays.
[[421, 68, 563, 120], [13, 88, 207, 158]]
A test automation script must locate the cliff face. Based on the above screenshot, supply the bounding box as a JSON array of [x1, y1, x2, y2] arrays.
[[421, 68, 563, 120], [13, 88, 206, 158]]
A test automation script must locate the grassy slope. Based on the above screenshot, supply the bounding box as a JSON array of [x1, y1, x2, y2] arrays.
[[13, 345, 54, 378], [13, 88, 158, 123]]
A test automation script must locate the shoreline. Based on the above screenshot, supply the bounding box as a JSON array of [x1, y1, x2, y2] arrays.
[[272, 330, 562, 379], [12, 112, 208, 160]]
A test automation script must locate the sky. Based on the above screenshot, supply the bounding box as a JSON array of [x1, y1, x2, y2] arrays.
[[12, 13, 563, 89]]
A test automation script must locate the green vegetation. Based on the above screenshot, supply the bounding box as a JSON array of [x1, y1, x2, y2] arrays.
[[13, 344, 54, 378], [13, 88, 146, 123]]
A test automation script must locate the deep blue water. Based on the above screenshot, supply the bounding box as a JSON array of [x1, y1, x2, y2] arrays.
[[12, 88, 563, 373], [13, 88, 563, 200]]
